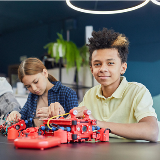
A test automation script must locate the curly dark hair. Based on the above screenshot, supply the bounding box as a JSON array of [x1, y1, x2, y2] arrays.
[[87, 28, 129, 66]]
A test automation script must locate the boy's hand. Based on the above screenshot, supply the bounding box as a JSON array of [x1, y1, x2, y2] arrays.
[[6, 111, 21, 122], [66, 106, 88, 119], [74, 106, 87, 118], [48, 102, 65, 118]]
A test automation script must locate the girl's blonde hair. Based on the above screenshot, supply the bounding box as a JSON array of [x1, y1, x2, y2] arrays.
[[18, 57, 57, 82]]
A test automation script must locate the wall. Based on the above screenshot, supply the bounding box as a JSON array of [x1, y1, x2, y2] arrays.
[[0, 21, 63, 75]]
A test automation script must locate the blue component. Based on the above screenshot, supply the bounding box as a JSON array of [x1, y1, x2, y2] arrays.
[[25, 120, 28, 124], [41, 126, 45, 130], [92, 126, 100, 131], [59, 127, 64, 130], [25, 118, 33, 124], [66, 127, 71, 132], [52, 127, 56, 131], [95, 126, 100, 130]]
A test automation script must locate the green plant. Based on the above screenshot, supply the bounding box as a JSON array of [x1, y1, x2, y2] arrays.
[[79, 44, 89, 66], [44, 33, 89, 71]]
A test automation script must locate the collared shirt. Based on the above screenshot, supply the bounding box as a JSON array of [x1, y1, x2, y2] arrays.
[[79, 76, 157, 125], [20, 81, 78, 127]]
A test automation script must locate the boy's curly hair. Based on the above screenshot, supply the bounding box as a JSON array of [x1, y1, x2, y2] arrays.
[[87, 28, 129, 66]]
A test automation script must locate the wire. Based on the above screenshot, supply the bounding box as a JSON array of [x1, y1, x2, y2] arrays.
[[47, 113, 70, 129]]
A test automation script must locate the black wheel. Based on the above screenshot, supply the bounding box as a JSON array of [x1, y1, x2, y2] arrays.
[[72, 134, 77, 140], [1, 128, 5, 134], [82, 126, 87, 132], [37, 129, 42, 135], [72, 120, 77, 125], [15, 125, 20, 130]]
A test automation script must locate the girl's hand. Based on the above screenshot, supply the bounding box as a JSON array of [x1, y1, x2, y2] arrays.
[[48, 102, 65, 118], [37, 107, 49, 119], [6, 111, 21, 122]]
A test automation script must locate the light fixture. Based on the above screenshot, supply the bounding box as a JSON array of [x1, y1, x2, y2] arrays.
[[151, 0, 160, 5], [66, 0, 150, 14]]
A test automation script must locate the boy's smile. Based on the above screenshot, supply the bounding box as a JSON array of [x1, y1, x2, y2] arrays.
[[90, 48, 127, 96]]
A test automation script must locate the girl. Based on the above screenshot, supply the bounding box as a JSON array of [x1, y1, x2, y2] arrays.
[[7, 57, 78, 127]]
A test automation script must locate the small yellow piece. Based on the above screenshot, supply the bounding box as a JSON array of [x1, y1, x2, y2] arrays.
[[47, 113, 70, 129]]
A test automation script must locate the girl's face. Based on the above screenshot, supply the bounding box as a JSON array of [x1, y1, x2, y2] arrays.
[[22, 69, 48, 95]]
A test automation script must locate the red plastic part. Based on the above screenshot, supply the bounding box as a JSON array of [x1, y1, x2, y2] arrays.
[[22, 127, 39, 137], [7, 119, 26, 132], [99, 128, 110, 142], [54, 129, 67, 143], [14, 136, 61, 150], [8, 128, 19, 140]]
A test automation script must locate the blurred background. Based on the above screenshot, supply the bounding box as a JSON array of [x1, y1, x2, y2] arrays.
[[0, 0, 160, 118]]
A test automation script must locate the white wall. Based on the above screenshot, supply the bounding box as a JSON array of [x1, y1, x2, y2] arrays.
[[15, 95, 28, 108]]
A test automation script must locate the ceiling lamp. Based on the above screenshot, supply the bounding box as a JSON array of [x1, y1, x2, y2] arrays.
[[66, 0, 150, 14], [151, 0, 160, 5]]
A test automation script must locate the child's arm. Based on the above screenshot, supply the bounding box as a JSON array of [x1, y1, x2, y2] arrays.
[[97, 116, 159, 142], [72, 106, 159, 142], [6, 111, 21, 121]]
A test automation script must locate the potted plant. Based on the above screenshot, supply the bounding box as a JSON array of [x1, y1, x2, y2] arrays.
[[43, 33, 89, 71]]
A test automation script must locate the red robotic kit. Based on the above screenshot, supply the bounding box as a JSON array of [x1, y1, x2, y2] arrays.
[[40, 109, 110, 143], [0, 119, 26, 136], [1, 109, 110, 150]]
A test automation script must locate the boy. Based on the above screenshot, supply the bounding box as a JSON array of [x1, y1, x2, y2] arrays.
[[73, 28, 159, 142]]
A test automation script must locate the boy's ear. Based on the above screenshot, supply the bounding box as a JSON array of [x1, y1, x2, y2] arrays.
[[90, 66, 93, 74], [120, 62, 127, 75], [42, 69, 48, 78]]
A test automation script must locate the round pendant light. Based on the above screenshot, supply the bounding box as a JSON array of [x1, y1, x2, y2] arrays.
[[151, 0, 160, 6], [66, 0, 150, 14]]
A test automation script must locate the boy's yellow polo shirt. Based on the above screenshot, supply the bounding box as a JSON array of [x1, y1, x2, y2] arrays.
[[79, 76, 157, 124]]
